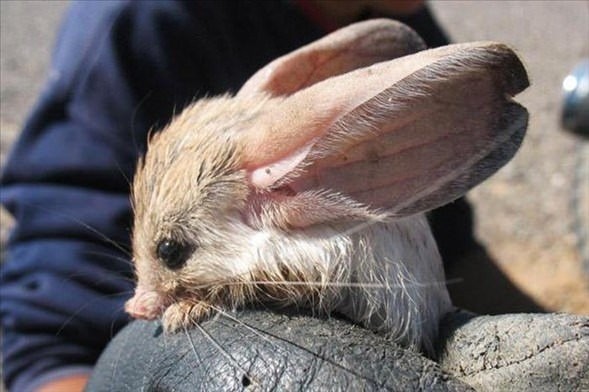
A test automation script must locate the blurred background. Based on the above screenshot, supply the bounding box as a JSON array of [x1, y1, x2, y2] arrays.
[[1, 1, 588, 390], [428, 1, 589, 314], [1, 0, 587, 338]]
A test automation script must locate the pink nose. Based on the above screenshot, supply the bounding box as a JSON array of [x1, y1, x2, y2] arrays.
[[125, 288, 165, 320]]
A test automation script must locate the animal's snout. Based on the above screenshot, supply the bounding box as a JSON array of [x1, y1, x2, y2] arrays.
[[125, 288, 166, 320]]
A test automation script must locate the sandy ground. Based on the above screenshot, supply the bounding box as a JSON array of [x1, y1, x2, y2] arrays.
[[1, 0, 588, 388], [429, 1, 589, 314]]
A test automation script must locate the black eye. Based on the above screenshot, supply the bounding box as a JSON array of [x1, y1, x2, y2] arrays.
[[156, 239, 192, 270]]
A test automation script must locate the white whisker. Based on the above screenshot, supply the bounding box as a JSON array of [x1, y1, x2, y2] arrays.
[[56, 292, 131, 336], [19, 200, 132, 257], [188, 323, 255, 386], [192, 278, 461, 290], [182, 325, 204, 369], [208, 305, 385, 386]]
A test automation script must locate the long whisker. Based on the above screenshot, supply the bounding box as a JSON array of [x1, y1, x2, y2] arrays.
[[17, 201, 132, 257], [188, 323, 256, 386], [209, 303, 364, 379], [189, 277, 462, 292], [208, 304, 282, 349], [130, 90, 153, 156], [61, 269, 135, 284], [233, 279, 460, 288], [209, 307, 383, 387], [338, 214, 389, 237], [81, 249, 133, 266], [56, 291, 132, 336], [182, 325, 204, 372]]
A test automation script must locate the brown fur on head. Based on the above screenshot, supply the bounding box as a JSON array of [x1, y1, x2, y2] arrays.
[[130, 96, 269, 311]]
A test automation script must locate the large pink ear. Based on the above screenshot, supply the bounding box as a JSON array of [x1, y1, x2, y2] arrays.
[[240, 41, 529, 218], [237, 19, 426, 98]]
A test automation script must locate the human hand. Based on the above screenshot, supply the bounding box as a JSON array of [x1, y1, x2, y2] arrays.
[[36, 374, 89, 392]]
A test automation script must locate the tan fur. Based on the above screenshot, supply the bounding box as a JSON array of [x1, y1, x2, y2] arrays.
[[127, 94, 451, 353]]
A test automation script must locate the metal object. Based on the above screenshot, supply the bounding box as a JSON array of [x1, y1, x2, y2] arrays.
[[562, 59, 589, 276], [562, 59, 589, 137]]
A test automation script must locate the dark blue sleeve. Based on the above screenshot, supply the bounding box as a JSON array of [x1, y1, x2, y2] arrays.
[[0, 1, 258, 390], [1, 3, 139, 390]]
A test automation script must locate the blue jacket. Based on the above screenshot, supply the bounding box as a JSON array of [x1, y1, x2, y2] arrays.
[[0, 1, 449, 390]]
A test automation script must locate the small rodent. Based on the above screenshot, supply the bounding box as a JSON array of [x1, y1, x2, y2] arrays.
[[125, 20, 529, 353]]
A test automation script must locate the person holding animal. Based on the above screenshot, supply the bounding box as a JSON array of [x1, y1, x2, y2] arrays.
[[0, 1, 538, 391]]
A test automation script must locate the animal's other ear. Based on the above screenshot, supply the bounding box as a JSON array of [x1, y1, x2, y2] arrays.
[[240, 42, 529, 218], [237, 19, 426, 98]]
